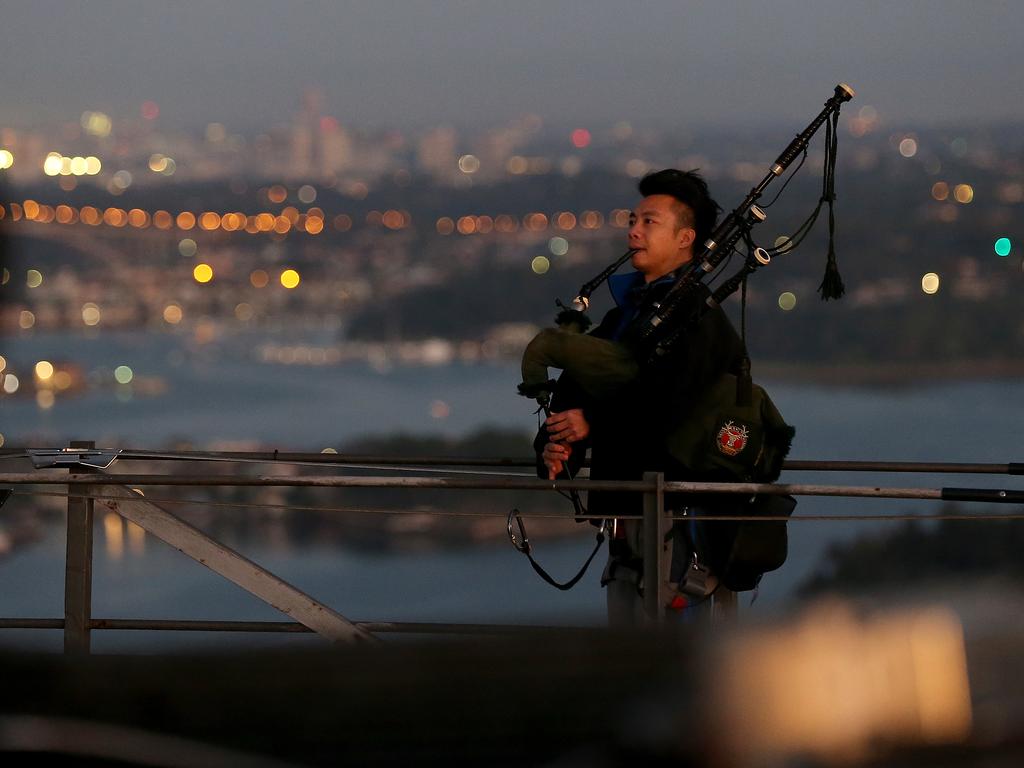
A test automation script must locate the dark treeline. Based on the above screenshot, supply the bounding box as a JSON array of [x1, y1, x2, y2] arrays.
[[797, 511, 1024, 598]]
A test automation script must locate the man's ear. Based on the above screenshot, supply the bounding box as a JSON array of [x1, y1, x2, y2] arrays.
[[677, 227, 696, 250]]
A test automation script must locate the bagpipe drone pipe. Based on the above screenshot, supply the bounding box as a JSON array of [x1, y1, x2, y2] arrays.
[[518, 83, 855, 486]]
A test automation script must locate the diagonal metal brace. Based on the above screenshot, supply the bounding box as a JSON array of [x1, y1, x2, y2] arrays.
[[94, 483, 377, 644]]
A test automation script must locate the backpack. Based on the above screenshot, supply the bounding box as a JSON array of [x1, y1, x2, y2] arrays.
[[665, 370, 797, 592]]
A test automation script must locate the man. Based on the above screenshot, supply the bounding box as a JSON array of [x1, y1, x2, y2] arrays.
[[535, 168, 746, 625]]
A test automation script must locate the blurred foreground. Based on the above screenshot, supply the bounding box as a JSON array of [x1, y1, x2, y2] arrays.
[[1, 588, 1022, 767]]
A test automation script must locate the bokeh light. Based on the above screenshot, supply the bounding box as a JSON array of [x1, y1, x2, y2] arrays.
[[128, 208, 150, 228], [199, 212, 221, 230], [531, 256, 551, 274], [898, 138, 918, 157], [549, 237, 569, 256], [921, 272, 940, 294], [953, 184, 974, 204], [81, 111, 112, 137], [26, 269, 43, 288], [280, 269, 301, 289], [112, 170, 133, 190], [82, 303, 101, 326], [114, 365, 134, 384], [178, 238, 197, 257], [163, 304, 183, 324], [994, 237, 1012, 257], [297, 185, 317, 204], [931, 182, 949, 201], [458, 154, 480, 174], [773, 235, 795, 253], [250, 270, 270, 288], [571, 128, 592, 148], [778, 292, 797, 311], [35, 361, 54, 381], [193, 263, 214, 283], [0, 149, 14, 169], [43, 153, 63, 176]]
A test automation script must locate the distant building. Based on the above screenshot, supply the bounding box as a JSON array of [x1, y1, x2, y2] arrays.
[[416, 126, 457, 182]]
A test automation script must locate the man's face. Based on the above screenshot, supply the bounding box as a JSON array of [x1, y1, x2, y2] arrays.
[[628, 194, 696, 282]]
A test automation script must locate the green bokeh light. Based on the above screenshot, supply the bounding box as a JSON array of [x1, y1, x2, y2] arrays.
[[994, 237, 1012, 257]]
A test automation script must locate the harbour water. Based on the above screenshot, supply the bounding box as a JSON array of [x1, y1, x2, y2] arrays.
[[2, 330, 1023, 652]]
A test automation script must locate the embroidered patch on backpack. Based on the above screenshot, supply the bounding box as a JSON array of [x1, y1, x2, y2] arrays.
[[716, 421, 749, 457]]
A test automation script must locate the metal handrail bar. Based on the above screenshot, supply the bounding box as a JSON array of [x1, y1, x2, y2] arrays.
[[2, 473, 1023, 504], [0, 618, 602, 635], [0, 473, 651, 491], [3, 461, 1022, 653], [9, 487, 1024, 521], [3, 448, 1024, 474]]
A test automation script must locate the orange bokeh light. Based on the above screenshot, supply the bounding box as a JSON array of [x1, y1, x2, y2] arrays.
[[199, 212, 221, 230], [128, 208, 150, 228]]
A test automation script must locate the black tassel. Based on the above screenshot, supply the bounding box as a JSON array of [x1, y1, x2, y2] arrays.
[[818, 247, 845, 300]]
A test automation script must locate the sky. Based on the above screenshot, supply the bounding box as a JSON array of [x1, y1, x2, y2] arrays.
[[1, 1, 1022, 132]]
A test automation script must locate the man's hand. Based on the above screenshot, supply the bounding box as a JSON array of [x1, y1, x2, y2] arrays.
[[542, 441, 572, 480], [544, 408, 590, 444], [542, 409, 590, 480]]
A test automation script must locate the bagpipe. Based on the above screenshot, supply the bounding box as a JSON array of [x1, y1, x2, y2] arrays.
[[517, 84, 854, 487]]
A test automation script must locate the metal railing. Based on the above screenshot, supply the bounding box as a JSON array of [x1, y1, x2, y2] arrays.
[[2, 442, 1024, 653]]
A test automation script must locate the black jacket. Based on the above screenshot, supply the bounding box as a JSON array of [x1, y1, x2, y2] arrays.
[[534, 276, 746, 519]]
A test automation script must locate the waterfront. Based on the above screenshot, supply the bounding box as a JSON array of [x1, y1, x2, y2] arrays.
[[3, 330, 1024, 652]]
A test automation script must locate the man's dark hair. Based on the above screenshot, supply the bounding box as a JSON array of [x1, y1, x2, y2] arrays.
[[638, 168, 721, 250]]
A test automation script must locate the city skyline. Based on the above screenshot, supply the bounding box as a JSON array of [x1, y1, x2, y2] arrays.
[[2, 2, 1022, 132]]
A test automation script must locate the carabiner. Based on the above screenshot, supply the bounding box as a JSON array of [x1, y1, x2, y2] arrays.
[[506, 508, 531, 554]]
